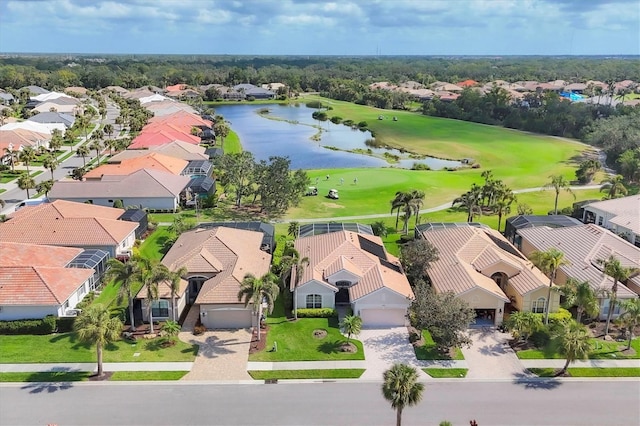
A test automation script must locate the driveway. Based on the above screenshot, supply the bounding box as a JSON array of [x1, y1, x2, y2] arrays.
[[461, 327, 529, 379], [358, 327, 430, 380], [179, 329, 252, 381]]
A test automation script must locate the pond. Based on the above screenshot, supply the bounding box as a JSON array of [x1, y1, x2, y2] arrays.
[[215, 104, 463, 170]]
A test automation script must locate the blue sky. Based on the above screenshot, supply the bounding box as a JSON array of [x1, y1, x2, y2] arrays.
[[1, 0, 638, 55]]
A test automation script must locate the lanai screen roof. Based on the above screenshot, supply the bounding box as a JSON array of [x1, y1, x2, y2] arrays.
[[298, 223, 373, 238]]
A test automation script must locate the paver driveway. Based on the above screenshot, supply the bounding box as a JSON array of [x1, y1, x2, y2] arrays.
[[179, 329, 252, 381], [358, 327, 430, 380], [462, 327, 529, 379]]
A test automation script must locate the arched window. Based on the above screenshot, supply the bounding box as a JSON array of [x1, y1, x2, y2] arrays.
[[306, 294, 322, 309], [532, 297, 546, 313]]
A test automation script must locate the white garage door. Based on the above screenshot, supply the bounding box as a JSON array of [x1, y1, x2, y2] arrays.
[[360, 309, 406, 328], [203, 309, 252, 329]]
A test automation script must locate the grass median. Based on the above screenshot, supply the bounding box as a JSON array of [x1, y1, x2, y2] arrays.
[[248, 369, 365, 380], [528, 367, 640, 377]]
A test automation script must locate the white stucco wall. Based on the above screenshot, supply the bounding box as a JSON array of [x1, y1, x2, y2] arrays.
[[458, 288, 506, 325], [0, 305, 61, 321], [352, 287, 410, 316], [51, 196, 179, 211], [295, 280, 337, 311]]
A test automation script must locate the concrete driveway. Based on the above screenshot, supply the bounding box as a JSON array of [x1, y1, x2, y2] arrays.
[[179, 329, 252, 381], [461, 327, 529, 379], [358, 327, 430, 380]]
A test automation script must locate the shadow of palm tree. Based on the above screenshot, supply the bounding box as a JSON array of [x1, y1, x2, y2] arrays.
[[318, 340, 345, 354], [512, 372, 562, 390], [20, 368, 84, 393]]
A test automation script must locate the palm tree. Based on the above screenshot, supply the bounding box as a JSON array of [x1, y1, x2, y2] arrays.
[[42, 154, 58, 180], [618, 299, 640, 350], [391, 191, 409, 230], [382, 363, 425, 426], [36, 179, 54, 198], [554, 320, 591, 375], [17, 173, 35, 199], [409, 190, 425, 229], [494, 186, 517, 232], [544, 175, 575, 215], [340, 315, 363, 344], [89, 139, 102, 165], [237, 272, 279, 341], [74, 303, 123, 377], [161, 320, 181, 343], [18, 146, 36, 175], [3, 145, 17, 173], [287, 221, 300, 239], [452, 184, 482, 223], [103, 123, 114, 139], [167, 266, 188, 321], [49, 128, 63, 153], [529, 248, 570, 325], [506, 311, 542, 341], [560, 278, 599, 323], [104, 257, 143, 332], [279, 247, 309, 320], [139, 259, 171, 334], [598, 255, 639, 336], [600, 175, 627, 199], [76, 145, 89, 167]]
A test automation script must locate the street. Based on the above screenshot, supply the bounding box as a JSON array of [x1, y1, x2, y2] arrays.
[[0, 379, 638, 426]]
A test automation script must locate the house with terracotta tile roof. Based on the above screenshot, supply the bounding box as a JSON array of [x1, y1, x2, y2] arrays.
[[84, 152, 188, 179], [458, 79, 478, 88], [112, 140, 209, 162], [49, 169, 191, 212], [580, 195, 639, 248], [516, 224, 640, 320], [417, 223, 558, 326], [0, 200, 137, 258], [292, 230, 413, 327], [0, 242, 101, 320], [160, 226, 272, 328]]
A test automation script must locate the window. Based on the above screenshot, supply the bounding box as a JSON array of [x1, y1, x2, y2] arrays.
[[151, 300, 170, 318], [335, 280, 351, 288], [306, 294, 322, 309], [601, 299, 621, 316], [531, 297, 546, 313], [597, 216, 603, 226], [77, 283, 86, 298]]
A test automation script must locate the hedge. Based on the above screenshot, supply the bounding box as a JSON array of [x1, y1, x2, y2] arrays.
[[0, 316, 76, 335], [533, 307, 572, 325], [295, 308, 337, 318]]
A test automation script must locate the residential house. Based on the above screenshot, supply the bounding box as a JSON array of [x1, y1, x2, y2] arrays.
[[516, 224, 640, 320], [292, 229, 414, 327], [417, 223, 559, 326], [0, 91, 15, 105], [20, 85, 49, 95], [581, 195, 640, 248], [84, 152, 188, 179], [0, 242, 98, 320], [504, 215, 583, 247], [49, 169, 191, 212], [233, 84, 275, 99], [28, 111, 76, 128], [64, 86, 89, 97], [111, 141, 210, 162], [160, 226, 272, 328], [458, 79, 479, 88], [0, 200, 136, 258]]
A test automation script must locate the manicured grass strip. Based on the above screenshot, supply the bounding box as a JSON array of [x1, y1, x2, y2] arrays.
[[516, 338, 640, 360], [528, 368, 640, 377], [222, 129, 242, 154], [248, 369, 365, 380], [423, 368, 468, 378], [138, 226, 171, 261], [0, 372, 91, 382], [0, 333, 198, 363], [414, 330, 464, 361], [109, 371, 188, 381]]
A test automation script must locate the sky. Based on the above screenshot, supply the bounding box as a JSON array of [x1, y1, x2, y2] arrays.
[[0, 0, 639, 56]]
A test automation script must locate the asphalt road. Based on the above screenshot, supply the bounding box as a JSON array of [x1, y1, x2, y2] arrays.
[[1, 379, 638, 426]]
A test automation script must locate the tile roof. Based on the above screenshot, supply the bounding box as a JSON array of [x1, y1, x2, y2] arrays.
[[84, 152, 187, 178], [0, 266, 94, 305], [148, 110, 212, 128], [0, 242, 81, 267], [293, 231, 413, 301], [585, 196, 640, 234], [9, 199, 125, 221], [517, 224, 639, 298], [136, 278, 188, 299], [420, 226, 549, 299], [129, 130, 199, 149], [161, 227, 272, 304]]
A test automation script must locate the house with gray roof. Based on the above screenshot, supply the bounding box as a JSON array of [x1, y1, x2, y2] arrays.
[[0, 91, 15, 105], [28, 111, 76, 128], [581, 195, 639, 248], [233, 84, 275, 99]]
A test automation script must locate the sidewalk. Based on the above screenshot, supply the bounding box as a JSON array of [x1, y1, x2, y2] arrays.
[[0, 362, 193, 373], [521, 359, 640, 369]]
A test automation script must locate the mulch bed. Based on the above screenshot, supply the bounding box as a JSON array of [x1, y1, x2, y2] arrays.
[[249, 325, 268, 355]]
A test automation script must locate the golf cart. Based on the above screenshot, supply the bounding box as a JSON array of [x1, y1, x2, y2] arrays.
[[328, 189, 339, 199], [306, 186, 318, 196]]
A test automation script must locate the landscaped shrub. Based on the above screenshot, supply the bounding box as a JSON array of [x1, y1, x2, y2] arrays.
[[56, 317, 76, 333], [295, 308, 337, 318], [330, 116, 342, 124], [357, 121, 368, 128], [532, 307, 572, 325], [411, 163, 431, 171], [0, 316, 57, 335], [530, 328, 551, 348], [305, 100, 323, 109]]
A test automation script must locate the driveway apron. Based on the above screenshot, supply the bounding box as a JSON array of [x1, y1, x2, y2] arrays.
[[358, 327, 430, 380], [461, 328, 529, 379]]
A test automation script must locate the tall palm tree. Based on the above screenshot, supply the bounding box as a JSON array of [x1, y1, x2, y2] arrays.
[[3, 145, 17, 173], [452, 184, 482, 223], [287, 221, 300, 239], [279, 247, 309, 320], [76, 145, 90, 167], [494, 186, 517, 232], [89, 139, 103, 165], [560, 278, 599, 323], [598, 255, 639, 336], [382, 363, 425, 426], [529, 248, 570, 325], [42, 154, 58, 180], [554, 320, 591, 375], [618, 298, 640, 350], [17, 173, 35, 199], [391, 191, 409, 231], [74, 303, 123, 377], [36, 179, 54, 198], [18, 146, 36, 175], [139, 259, 171, 334], [600, 175, 627, 199], [167, 266, 188, 321], [238, 272, 279, 341], [49, 128, 63, 153], [104, 257, 143, 332], [340, 315, 363, 344], [409, 190, 425, 229], [544, 175, 575, 215]]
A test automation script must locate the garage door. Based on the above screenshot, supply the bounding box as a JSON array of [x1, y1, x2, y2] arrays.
[[360, 309, 406, 328], [203, 309, 252, 329]]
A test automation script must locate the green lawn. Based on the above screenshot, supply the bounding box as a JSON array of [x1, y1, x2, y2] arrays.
[[248, 369, 365, 380], [528, 367, 640, 377], [414, 330, 464, 361], [109, 371, 188, 381], [0, 333, 198, 363], [248, 299, 364, 362], [516, 338, 640, 360], [138, 226, 171, 261], [223, 130, 242, 154], [0, 371, 189, 382], [423, 368, 468, 378]]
